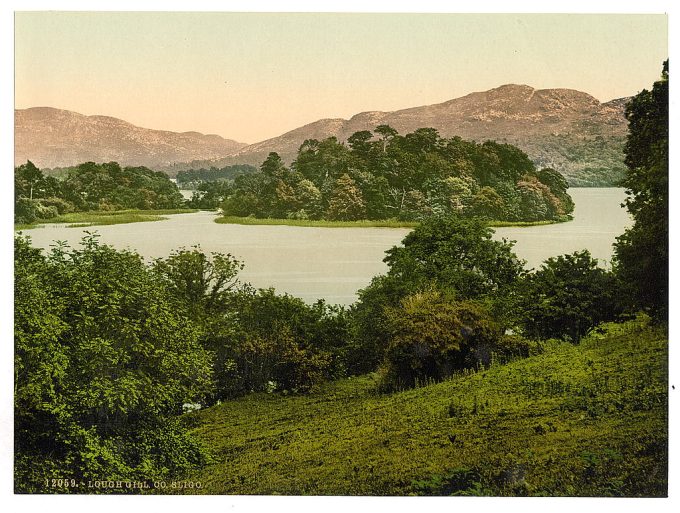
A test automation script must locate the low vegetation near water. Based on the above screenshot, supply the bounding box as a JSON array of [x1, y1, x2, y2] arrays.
[[15, 208, 198, 229], [184, 317, 667, 496], [216, 215, 568, 229]]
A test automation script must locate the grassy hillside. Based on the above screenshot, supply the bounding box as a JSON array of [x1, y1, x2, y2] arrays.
[[182, 317, 667, 496]]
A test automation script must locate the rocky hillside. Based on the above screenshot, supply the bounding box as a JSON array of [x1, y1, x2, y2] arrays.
[[14, 107, 247, 170], [205, 85, 630, 186]]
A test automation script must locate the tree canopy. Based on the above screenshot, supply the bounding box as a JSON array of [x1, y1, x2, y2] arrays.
[[613, 60, 668, 320], [221, 128, 573, 223], [14, 161, 185, 224]]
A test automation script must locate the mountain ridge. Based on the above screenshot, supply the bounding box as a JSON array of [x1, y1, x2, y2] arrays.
[[203, 84, 629, 185], [16, 84, 630, 185], [15, 107, 247, 170]]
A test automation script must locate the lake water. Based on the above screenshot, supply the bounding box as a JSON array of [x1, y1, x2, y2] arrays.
[[23, 188, 631, 305]]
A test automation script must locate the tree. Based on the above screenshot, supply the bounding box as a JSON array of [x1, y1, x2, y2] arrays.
[[347, 130, 374, 157], [207, 288, 348, 397], [470, 186, 505, 220], [515, 250, 622, 342], [383, 216, 525, 299], [614, 60, 668, 320], [326, 173, 366, 221], [350, 216, 524, 375], [260, 152, 287, 179], [153, 246, 244, 321], [187, 181, 233, 209], [14, 235, 214, 492], [15, 160, 43, 200]]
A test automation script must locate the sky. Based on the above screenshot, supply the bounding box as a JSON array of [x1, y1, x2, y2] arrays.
[[14, 11, 668, 144]]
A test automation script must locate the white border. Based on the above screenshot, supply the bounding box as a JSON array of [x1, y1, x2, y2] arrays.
[[1, 2, 676, 513]]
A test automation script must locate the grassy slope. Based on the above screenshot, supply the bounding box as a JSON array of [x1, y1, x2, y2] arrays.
[[184, 318, 667, 496], [14, 209, 198, 230]]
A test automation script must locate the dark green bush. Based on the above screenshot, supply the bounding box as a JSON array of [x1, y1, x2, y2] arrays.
[[14, 235, 213, 492], [380, 288, 502, 390], [514, 250, 622, 342]]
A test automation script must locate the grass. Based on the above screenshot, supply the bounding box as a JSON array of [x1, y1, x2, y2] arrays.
[[180, 316, 667, 496], [215, 216, 568, 229], [486, 216, 572, 227], [216, 216, 419, 228], [14, 209, 198, 229]]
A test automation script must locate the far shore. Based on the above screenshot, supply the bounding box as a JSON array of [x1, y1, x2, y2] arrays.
[[15, 209, 572, 231]]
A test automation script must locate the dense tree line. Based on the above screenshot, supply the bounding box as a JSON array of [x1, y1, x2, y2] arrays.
[[15, 161, 185, 224], [185, 181, 233, 210], [222, 127, 574, 222], [176, 164, 257, 188]]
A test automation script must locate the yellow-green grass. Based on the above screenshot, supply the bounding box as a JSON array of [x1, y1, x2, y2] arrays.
[[14, 209, 198, 230], [215, 216, 567, 229], [182, 317, 667, 496], [215, 216, 418, 228]]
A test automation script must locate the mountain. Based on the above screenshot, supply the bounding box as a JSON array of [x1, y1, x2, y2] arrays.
[[14, 107, 247, 170], [200, 84, 630, 186], [16, 85, 630, 186]]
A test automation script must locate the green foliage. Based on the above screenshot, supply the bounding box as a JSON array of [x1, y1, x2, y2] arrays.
[[513, 250, 622, 342], [350, 216, 523, 376], [153, 246, 244, 321], [176, 164, 256, 187], [325, 173, 367, 220], [381, 289, 501, 390], [183, 318, 667, 496], [411, 467, 487, 496], [383, 216, 524, 299], [186, 181, 233, 209], [203, 288, 350, 399], [220, 127, 573, 223], [614, 61, 668, 320], [14, 161, 186, 225], [14, 234, 214, 492], [14, 197, 38, 224]]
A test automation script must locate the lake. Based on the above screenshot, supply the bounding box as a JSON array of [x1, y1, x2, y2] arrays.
[[23, 187, 631, 306]]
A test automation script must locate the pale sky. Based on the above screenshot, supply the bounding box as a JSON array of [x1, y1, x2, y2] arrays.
[[15, 12, 668, 143]]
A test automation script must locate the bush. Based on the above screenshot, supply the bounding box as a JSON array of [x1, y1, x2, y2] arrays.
[[515, 250, 622, 342], [491, 334, 543, 364], [350, 216, 524, 376], [222, 327, 333, 394], [14, 197, 37, 224], [380, 288, 502, 390], [14, 235, 214, 492], [38, 196, 76, 214], [34, 202, 59, 220], [200, 288, 349, 399]]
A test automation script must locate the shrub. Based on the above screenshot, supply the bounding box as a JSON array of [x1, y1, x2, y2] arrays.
[[204, 288, 349, 399], [515, 250, 622, 342], [380, 288, 501, 390], [39, 196, 76, 215], [14, 235, 213, 492], [14, 197, 37, 224]]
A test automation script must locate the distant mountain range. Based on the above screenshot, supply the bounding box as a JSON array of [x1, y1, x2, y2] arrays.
[[14, 107, 247, 170], [15, 84, 630, 186]]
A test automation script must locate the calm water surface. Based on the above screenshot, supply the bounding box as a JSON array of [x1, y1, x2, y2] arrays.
[[25, 188, 630, 305], [494, 188, 631, 270]]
